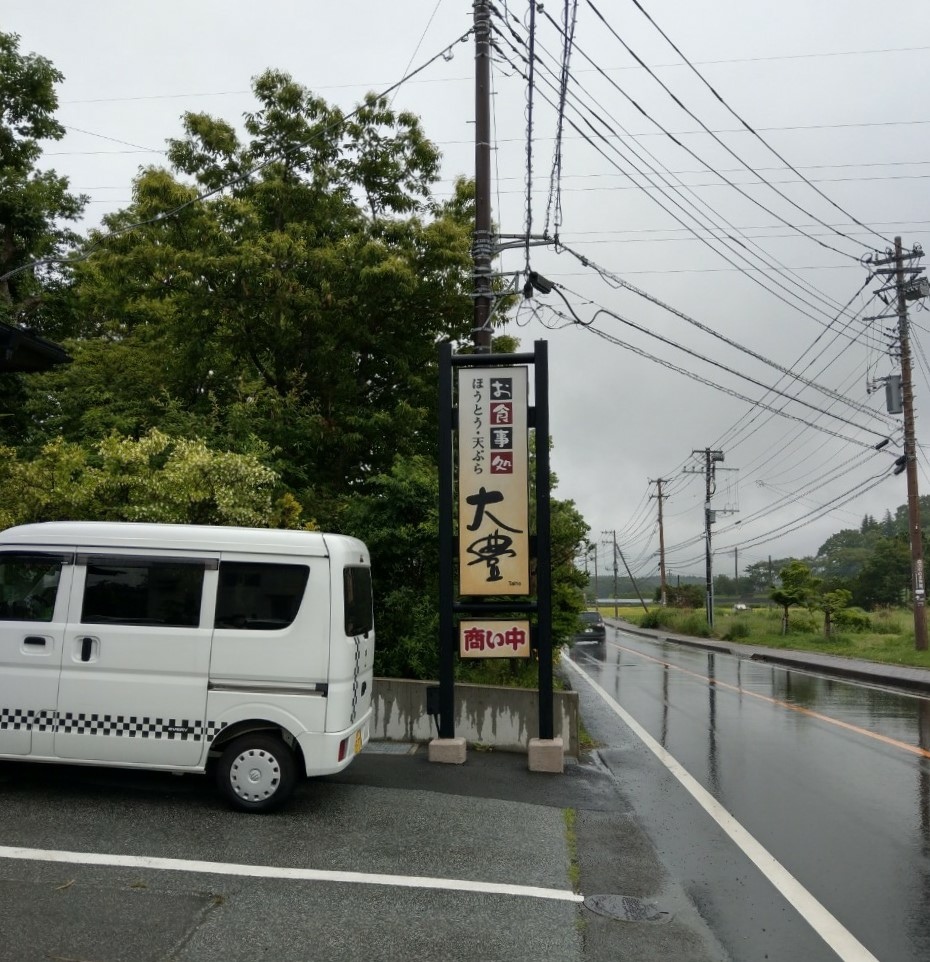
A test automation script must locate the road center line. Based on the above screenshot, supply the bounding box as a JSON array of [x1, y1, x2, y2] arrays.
[[0, 844, 583, 904], [564, 653, 882, 962], [610, 639, 930, 760]]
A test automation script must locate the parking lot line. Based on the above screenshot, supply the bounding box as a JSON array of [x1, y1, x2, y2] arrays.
[[0, 844, 584, 904]]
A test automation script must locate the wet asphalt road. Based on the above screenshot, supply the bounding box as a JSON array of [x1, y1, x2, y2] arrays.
[[569, 623, 930, 962], [0, 729, 728, 962]]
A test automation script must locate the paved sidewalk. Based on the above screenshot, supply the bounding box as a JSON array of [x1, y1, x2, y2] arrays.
[[607, 618, 930, 693]]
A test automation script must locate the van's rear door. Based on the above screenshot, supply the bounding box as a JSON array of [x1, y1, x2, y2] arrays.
[[325, 561, 375, 736]]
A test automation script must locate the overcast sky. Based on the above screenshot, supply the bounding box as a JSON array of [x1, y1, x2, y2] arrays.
[[6, 1, 930, 581]]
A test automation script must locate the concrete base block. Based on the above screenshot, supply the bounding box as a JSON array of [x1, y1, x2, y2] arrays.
[[428, 737, 467, 764], [528, 737, 564, 773]]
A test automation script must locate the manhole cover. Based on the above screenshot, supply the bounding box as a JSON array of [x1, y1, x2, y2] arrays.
[[583, 894, 671, 923]]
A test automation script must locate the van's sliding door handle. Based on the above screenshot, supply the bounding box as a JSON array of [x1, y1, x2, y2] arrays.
[[80, 637, 93, 662]]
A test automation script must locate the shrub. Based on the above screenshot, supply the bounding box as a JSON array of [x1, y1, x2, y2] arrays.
[[832, 607, 871, 632], [679, 613, 711, 638], [640, 610, 665, 630], [787, 612, 818, 634], [723, 620, 751, 641]]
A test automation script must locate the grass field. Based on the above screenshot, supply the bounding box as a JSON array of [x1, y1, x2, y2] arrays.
[[614, 604, 930, 670]]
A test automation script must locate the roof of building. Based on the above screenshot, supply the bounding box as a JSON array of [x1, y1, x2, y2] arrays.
[[0, 321, 71, 373]]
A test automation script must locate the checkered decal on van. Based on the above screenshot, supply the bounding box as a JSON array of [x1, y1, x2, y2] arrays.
[[0, 708, 36, 731], [1, 708, 226, 742]]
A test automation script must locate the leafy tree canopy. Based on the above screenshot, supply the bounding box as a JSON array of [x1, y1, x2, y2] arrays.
[[771, 560, 821, 632], [0, 30, 86, 323], [0, 429, 282, 530], [2, 45, 591, 683], [853, 535, 911, 609], [23, 72, 476, 517]]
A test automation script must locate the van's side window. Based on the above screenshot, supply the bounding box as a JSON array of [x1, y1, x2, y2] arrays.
[[215, 562, 309, 630], [344, 566, 373, 636], [81, 559, 205, 627], [0, 552, 66, 622]]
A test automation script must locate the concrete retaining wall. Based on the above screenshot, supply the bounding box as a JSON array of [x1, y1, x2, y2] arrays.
[[371, 677, 579, 758]]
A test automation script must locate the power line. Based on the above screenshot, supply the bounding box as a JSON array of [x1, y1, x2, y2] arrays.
[[555, 2, 875, 257], [536, 293, 886, 448], [622, 0, 893, 247], [558, 244, 890, 427], [543, 0, 579, 239], [55, 44, 930, 105], [711, 282, 882, 452], [490, 27, 866, 328], [0, 29, 475, 286], [492, 15, 876, 328], [717, 471, 893, 553]]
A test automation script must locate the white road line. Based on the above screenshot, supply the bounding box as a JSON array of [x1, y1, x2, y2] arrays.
[[0, 845, 584, 904], [564, 653, 882, 962]]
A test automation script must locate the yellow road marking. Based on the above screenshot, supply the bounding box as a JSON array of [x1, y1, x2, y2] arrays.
[[608, 640, 930, 760]]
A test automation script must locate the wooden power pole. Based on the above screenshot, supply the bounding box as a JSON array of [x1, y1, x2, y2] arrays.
[[650, 478, 668, 606], [871, 239, 928, 650]]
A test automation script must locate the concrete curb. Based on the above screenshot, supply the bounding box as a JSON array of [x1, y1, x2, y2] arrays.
[[606, 618, 930, 694]]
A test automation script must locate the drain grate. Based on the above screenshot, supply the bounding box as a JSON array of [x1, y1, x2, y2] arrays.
[[583, 894, 671, 924]]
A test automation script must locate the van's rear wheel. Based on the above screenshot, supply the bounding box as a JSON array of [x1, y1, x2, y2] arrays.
[[216, 733, 297, 812]]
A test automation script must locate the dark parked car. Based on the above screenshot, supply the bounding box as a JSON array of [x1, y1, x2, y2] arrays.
[[573, 609, 606, 643]]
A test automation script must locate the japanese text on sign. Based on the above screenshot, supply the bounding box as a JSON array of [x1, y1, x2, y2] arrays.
[[457, 368, 530, 596], [459, 620, 531, 659]]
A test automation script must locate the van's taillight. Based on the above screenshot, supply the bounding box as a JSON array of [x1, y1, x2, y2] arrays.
[[338, 737, 348, 762]]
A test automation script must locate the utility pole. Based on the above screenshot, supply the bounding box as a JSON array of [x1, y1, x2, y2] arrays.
[[603, 530, 619, 617], [603, 530, 648, 614], [894, 238, 927, 651], [703, 449, 715, 628], [589, 542, 599, 607], [868, 239, 928, 650], [685, 448, 726, 628], [472, 0, 493, 352], [650, 478, 668, 606]]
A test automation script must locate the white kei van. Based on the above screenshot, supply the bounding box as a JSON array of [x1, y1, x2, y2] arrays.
[[0, 522, 375, 811]]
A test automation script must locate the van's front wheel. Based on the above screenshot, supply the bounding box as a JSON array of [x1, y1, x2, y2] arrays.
[[216, 733, 297, 812]]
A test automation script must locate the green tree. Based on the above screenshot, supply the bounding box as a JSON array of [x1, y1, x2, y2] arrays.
[[666, 583, 704, 608], [812, 528, 872, 580], [0, 429, 280, 529], [547, 496, 590, 643], [744, 558, 790, 593], [714, 573, 737, 597], [816, 588, 853, 637], [771, 560, 820, 634], [0, 32, 87, 445], [337, 454, 442, 679], [0, 31, 86, 317], [23, 74, 475, 517], [853, 535, 911, 609]]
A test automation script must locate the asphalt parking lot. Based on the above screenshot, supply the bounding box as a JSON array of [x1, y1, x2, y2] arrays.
[[0, 742, 725, 962]]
